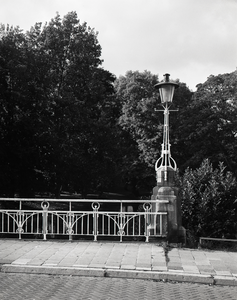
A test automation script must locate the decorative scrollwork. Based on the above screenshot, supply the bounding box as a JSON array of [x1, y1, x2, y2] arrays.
[[41, 201, 49, 210], [117, 229, 125, 236], [91, 202, 100, 210], [16, 227, 24, 234], [143, 202, 152, 211], [67, 212, 74, 218], [66, 228, 74, 235]]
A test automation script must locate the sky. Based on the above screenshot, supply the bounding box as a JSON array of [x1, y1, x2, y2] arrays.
[[0, 0, 236, 91]]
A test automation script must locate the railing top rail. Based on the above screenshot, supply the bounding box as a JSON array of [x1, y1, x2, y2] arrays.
[[0, 208, 168, 214], [0, 197, 167, 204]]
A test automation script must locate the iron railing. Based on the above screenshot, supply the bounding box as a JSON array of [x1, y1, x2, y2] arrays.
[[0, 198, 167, 242]]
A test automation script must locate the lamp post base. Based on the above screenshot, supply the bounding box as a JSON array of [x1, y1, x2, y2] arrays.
[[151, 167, 185, 243]]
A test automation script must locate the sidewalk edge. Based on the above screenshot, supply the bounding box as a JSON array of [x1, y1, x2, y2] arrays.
[[2, 264, 237, 286]]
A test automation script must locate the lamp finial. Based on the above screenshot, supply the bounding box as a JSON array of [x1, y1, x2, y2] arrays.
[[164, 73, 170, 82]]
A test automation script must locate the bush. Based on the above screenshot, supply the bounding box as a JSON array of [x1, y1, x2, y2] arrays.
[[176, 159, 237, 244]]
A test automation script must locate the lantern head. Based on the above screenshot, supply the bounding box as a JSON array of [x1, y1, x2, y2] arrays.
[[155, 73, 179, 103]]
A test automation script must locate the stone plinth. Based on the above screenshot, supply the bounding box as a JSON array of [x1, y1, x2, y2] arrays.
[[151, 166, 185, 243]]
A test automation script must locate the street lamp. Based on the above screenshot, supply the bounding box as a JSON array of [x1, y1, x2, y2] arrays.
[[154, 73, 179, 182]]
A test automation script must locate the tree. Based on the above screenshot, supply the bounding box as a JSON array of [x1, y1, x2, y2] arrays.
[[0, 13, 118, 197], [114, 71, 159, 195], [0, 24, 41, 196], [114, 71, 193, 195], [176, 71, 237, 174]]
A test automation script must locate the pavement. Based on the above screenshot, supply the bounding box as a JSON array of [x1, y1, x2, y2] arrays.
[[0, 239, 237, 286]]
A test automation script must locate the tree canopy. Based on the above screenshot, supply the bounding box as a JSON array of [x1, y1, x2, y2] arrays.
[[177, 71, 237, 174], [114, 70, 193, 194], [0, 12, 118, 197]]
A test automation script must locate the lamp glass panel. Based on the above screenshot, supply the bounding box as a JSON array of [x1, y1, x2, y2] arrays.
[[159, 85, 175, 103]]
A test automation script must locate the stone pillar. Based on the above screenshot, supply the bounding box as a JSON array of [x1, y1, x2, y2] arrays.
[[151, 166, 184, 243]]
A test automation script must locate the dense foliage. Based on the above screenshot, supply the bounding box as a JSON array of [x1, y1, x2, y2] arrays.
[[0, 12, 118, 197], [177, 72, 237, 174], [176, 159, 237, 243]]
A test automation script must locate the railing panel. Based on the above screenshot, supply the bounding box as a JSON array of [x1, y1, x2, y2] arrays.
[[0, 198, 168, 242]]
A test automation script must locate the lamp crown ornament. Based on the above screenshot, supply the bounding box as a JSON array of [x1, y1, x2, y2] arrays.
[[154, 73, 179, 183]]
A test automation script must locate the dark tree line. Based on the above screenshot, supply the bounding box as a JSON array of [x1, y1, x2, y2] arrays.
[[1, 12, 237, 206], [0, 12, 119, 197]]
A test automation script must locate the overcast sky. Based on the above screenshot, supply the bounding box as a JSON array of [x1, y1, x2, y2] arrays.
[[0, 0, 236, 90]]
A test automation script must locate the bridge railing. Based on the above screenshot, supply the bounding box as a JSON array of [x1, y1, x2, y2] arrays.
[[0, 198, 167, 242]]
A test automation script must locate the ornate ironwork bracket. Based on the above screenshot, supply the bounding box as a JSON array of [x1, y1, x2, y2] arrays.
[[155, 103, 178, 181]]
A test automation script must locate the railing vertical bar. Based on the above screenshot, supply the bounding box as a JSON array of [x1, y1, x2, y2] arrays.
[[36, 213, 38, 234], [8, 214, 10, 233], [160, 214, 162, 235], [27, 214, 29, 233], [87, 214, 90, 235], [51, 213, 54, 234], [47, 210, 49, 238], [153, 213, 156, 235], [19, 201, 22, 238], [114, 215, 116, 236], [59, 214, 62, 235], [63, 215, 66, 234], [111, 216, 113, 235], [81, 215, 83, 234], [62, 214, 65, 234], [126, 215, 128, 235], [139, 215, 141, 235], [132, 216, 135, 236], [61, 215, 63, 234], [74, 215, 77, 235], [77, 215, 80, 234], [10, 214, 12, 233], [31, 214, 33, 233], [48, 213, 50, 234], [65, 214, 68, 234], [117, 215, 119, 236], [1, 213, 3, 232], [93, 208, 98, 242], [120, 213, 123, 242], [12, 214, 15, 233], [42, 203, 48, 240], [57, 214, 59, 234], [24, 215, 26, 233]]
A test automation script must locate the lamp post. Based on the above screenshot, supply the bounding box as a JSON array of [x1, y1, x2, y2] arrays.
[[151, 74, 184, 243], [154, 73, 179, 183]]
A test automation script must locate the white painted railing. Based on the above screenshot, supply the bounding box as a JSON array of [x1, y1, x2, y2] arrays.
[[0, 198, 167, 242]]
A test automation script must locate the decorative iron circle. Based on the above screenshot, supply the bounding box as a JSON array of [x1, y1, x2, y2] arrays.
[[143, 202, 151, 211], [41, 201, 49, 209], [91, 202, 100, 210], [16, 228, 24, 233], [66, 229, 74, 235], [117, 230, 125, 236]]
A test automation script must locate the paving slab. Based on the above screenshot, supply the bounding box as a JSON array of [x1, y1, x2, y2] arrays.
[[1, 239, 237, 286]]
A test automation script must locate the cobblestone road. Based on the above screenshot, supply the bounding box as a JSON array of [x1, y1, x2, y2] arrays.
[[0, 273, 237, 300]]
